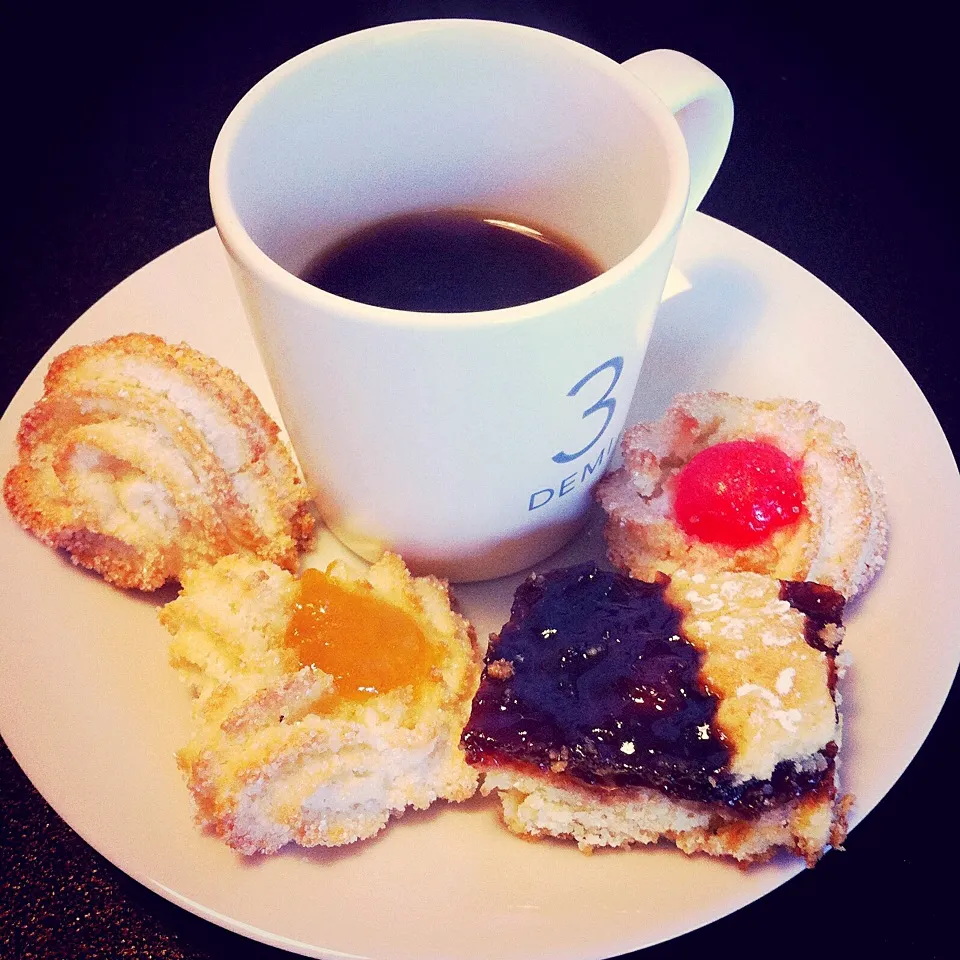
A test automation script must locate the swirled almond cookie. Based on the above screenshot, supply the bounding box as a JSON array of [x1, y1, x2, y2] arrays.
[[596, 392, 887, 598], [462, 565, 851, 865], [4, 334, 314, 589], [161, 552, 481, 854]]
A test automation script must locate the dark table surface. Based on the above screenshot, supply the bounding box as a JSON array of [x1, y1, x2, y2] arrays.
[[2, 2, 956, 958]]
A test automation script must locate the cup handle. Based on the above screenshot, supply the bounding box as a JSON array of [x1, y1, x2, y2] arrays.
[[622, 49, 734, 217]]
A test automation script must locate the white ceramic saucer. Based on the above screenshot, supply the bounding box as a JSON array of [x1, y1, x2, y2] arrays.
[[1, 213, 957, 960]]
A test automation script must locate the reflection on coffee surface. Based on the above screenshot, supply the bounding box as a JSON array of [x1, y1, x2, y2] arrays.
[[300, 210, 603, 312]]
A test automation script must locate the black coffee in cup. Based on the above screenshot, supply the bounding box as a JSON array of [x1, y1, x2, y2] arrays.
[[299, 209, 603, 312]]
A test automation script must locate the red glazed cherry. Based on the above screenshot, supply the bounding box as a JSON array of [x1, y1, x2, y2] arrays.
[[672, 440, 804, 548]]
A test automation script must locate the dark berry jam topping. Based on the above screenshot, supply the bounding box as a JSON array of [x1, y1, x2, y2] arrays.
[[779, 580, 845, 652], [672, 440, 805, 548], [462, 565, 834, 814]]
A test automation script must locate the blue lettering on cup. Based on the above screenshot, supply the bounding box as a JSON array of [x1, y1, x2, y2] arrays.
[[552, 356, 624, 464], [558, 473, 577, 496], [580, 447, 606, 481], [528, 487, 555, 511]]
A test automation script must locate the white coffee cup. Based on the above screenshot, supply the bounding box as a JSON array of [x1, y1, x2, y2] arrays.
[[210, 19, 733, 582]]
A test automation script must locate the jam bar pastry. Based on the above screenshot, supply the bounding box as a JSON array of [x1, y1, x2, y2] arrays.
[[462, 564, 851, 865], [596, 392, 887, 599], [161, 552, 481, 853]]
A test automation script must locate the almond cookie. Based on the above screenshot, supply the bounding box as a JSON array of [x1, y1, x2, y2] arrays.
[[162, 552, 481, 854], [4, 333, 314, 589], [596, 392, 887, 599]]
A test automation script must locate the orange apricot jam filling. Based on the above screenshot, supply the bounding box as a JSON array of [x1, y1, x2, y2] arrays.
[[285, 567, 434, 701]]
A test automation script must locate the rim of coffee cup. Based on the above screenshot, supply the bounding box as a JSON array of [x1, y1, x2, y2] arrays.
[[209, 18, 692, 329]]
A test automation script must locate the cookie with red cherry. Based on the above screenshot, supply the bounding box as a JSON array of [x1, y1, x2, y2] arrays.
[[595, 392, 887, 599]]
